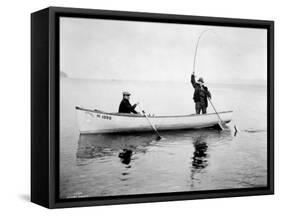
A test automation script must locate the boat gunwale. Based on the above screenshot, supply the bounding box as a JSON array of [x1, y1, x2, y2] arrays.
[[75, 106, 233, 118]]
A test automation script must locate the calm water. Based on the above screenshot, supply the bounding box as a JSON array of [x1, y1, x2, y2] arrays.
[[60, 78, 267, 199]]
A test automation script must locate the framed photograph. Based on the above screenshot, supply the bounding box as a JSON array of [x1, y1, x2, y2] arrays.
[[31, 7, 274, 208]]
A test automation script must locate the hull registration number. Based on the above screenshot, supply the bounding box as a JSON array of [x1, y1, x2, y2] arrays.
[[96, 114, 112, 120]]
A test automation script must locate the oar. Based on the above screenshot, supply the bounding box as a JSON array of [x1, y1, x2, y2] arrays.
[[137, 104, 162, 140], [207, 98, 226, 130], [191, 29, 236, 132]]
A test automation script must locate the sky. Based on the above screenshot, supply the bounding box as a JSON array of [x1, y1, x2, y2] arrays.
[[60, 17, 267, 84]]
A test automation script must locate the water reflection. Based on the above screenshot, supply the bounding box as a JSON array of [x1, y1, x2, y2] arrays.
[[119, 149, 133, 165], [76, 133, 154, 165], [192, 137, 209, 169], [190, 135, 209, 188], [189, 130, 233, 188]]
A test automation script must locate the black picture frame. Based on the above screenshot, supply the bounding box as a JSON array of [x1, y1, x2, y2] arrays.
[[31, 6, 274, 209]]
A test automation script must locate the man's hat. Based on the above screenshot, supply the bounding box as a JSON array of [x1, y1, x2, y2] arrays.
[[197, 77, 204, 84], [122, 91, 131, 96]]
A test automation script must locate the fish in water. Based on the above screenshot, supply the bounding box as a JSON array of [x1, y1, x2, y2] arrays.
[[234, 125, 238, 136]]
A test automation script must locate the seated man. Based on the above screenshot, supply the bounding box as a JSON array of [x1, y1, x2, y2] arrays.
[[118, 91, 139, 114], [191, 72, 211, 114]]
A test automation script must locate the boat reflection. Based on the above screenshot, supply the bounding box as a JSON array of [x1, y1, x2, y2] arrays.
[[76, 133, 155, 165]]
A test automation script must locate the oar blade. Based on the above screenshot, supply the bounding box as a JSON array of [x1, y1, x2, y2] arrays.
[[218, 121, 229, 131], [156, 135, 162, 140]]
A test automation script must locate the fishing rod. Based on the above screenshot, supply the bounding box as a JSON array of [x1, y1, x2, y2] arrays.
[[192, 29, 213, 73], [192, 29, 226, 131]]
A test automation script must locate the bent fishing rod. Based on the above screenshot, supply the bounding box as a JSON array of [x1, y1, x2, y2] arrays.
[[192, 29, 213, 73], [192, 29, 226, 130]]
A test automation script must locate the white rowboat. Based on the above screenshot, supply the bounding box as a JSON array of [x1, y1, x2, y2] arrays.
[[76, 106, 233, 134]]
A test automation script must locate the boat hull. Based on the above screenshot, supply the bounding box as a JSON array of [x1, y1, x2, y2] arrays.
[[75, 107, 233, 134]]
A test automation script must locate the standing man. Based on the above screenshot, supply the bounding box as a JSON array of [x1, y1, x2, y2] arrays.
[[118, 91, 139, 114], [191, 72, 211, 114]]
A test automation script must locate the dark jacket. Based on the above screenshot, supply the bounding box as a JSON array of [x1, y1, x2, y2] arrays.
[[191, 74, 211, 107], [118, 99, 138, 114]]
